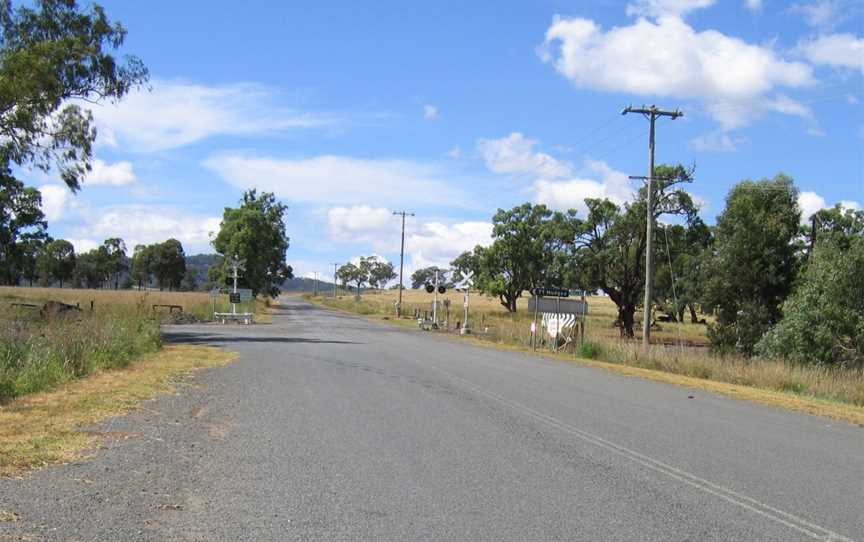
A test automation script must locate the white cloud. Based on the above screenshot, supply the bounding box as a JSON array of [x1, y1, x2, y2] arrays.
[[327, 206, 395, 245], [38, 184, 73, 222], [798, 192, 863, 222], [423, 104, 439, 120], [791, 1, 842, 29], [203, 154, 464, 207], [84, 159, 136, 186], [88, 80, 337, 152], [690, 131, 747, 151], [447, 146, 463, 159], [406, 221, 493, 270], [798, 33, 864, 72], [477, 132, 572, 178], [626, 0, 715, 17], [539, 15, 814, 129], [764, 94, 813, 119], [67, 238, 100, 253], [322, 205, 491, 274], [71, 206, 221, 253], [744, 0, 763, 11], [533, 159, 634, 213], [798, 191, 827, 221]]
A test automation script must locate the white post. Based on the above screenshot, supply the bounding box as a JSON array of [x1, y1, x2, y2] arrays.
[[232, 260, 238, 316], [433, 269, 439, 327], [463, 289, 469, 332]]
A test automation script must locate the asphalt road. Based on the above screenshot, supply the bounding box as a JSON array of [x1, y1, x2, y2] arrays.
[[2, 298, 862, 541]]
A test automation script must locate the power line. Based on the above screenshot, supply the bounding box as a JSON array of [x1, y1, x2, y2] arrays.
[[559, 113, 626, 152], [662, 225, 684, 354], [588, 128, 646, 164]]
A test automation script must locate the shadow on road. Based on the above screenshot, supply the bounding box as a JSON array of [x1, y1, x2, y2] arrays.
[[163, 331, 361, 346]]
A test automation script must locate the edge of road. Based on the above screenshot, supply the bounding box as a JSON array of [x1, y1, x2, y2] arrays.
[[0, 345, 237, 478], [297, 296, 864, 428]]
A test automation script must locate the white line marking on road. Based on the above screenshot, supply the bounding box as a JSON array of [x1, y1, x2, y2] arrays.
[[428, 365, 856, 542]]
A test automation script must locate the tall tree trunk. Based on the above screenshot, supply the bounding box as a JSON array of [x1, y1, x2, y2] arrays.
[[618, 304, 636, 338], [689, 303, 699, 323]]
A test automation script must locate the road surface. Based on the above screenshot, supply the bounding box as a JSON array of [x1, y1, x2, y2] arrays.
[[1, 298, 862, 541]]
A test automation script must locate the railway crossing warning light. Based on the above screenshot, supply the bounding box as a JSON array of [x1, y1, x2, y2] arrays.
[[424, 282, 446, 294]]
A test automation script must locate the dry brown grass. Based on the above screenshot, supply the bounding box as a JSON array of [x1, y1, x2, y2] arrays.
[[314, 288, 709, 344], [0, 345, 236, 477], [0, 286, 271, 323], [307, 289, 864, 420]]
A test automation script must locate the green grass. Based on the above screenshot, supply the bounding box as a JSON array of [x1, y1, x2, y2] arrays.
[[0, 286, 276, 403], [0, 307, 162, 402]]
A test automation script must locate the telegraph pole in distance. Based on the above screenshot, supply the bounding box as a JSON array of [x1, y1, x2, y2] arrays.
[[331, 262, 339, 298], [622, 104, 682, 351], [392, 210, 415, 318]]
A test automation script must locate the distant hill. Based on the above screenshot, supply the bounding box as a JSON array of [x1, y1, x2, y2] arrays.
[[281, 277, 336, 293], [184, 253, 220, 291], [183, 256, 336, 294]]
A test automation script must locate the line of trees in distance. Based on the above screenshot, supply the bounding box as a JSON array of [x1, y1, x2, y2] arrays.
[[336, 256, 397, 293], [1, 185, 294, 296]]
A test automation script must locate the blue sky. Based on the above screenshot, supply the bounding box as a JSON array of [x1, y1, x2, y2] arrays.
[[22, 0, 863, 280]]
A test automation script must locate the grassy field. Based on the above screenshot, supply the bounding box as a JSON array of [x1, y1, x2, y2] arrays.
[[307, 289, 864, 415], [0, 286, 268, 403], [0, 286, 264, 323], [313, 288, 709, 344]]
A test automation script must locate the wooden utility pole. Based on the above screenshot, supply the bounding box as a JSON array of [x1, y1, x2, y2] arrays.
[[622, 105, 683, 350], [392, 210, 414, 317], [331, 262, 339, 298]]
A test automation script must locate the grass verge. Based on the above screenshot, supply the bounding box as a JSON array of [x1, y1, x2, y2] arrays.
[[305, 294, 864, 427], [0, 345, 236, 477]]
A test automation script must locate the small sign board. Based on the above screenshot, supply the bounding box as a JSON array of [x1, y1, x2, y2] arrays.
[[229, 292, 241, 304], [546, 317, 561, 337], [528, 296, 588, 315], [236, 288, 253, 301], [531, 287, 570, 298]]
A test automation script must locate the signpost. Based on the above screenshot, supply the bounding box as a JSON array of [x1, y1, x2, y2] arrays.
[[213, 256, 254, 324], [528, 297, 588, 314], [531, 287, 569, 298], [529, 287, 590, 352]]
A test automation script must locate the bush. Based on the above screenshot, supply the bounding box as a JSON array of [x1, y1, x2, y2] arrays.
[[579, 341, 603, 359], [756, 238, 864, 366], [0, 310, 161, 402]]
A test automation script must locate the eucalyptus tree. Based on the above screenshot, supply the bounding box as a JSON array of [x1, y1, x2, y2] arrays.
[[0, 0, 148, 191], [701, 174, 801, 354]]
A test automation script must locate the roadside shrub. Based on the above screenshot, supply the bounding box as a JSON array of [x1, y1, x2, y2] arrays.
[[579, 341, 603, 359], [756, 238, 864, 367], [0, 310, 161, 403]]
